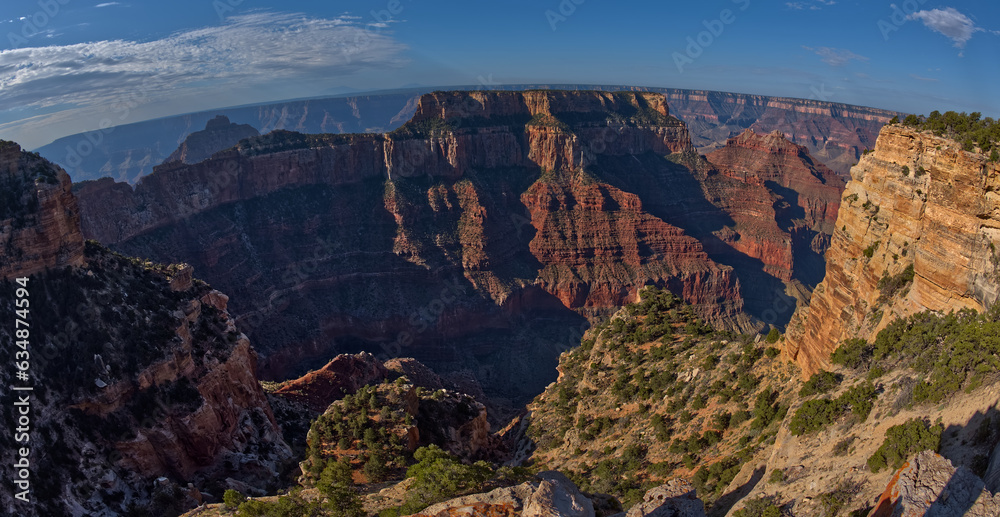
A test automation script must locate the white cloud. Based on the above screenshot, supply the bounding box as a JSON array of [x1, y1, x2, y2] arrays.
[[94, 2, 122, 7], [908, 7, 983, 48], [802, 46, 868, 67], [786, 0, 835, 10], [909, 73, 939, 82], [0, 12, 408, 115]]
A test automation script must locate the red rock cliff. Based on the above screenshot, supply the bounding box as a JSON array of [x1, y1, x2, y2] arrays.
[[706, 129, 845, 284]]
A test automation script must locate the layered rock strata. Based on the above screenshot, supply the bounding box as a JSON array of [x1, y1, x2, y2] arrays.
[[786, 124, 1000, 375]]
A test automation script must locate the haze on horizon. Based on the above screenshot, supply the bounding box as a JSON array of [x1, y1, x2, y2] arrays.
[[0, 0, 997, 150]]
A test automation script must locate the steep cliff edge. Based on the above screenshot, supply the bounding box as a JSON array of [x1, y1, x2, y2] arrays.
[[163, 115, 260, 165], [0, 141, 85, 279], [786, 124, 1000, 375]]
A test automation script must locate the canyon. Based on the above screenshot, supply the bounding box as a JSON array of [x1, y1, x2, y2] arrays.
[[10, 88, 1000, 517], [72, 90, 845, 403]]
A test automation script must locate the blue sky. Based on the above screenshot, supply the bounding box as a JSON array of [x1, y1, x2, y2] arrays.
[[0, 0, 997, 149]]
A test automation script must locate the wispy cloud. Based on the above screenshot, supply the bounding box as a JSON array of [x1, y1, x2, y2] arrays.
[[93, 2, 122, 7], [786, 0, 836, 10], [909, 73, 939, 82], [908, 7, 985, 48], [802, 46, 868, 67], [0, 12, 408, 115]]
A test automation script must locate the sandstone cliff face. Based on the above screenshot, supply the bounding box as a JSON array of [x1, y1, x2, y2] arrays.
[[0, 141, 85, 279], [75, 90, 765, 400], [785, 125, 1000, 375], [164, 115, 260, 165]]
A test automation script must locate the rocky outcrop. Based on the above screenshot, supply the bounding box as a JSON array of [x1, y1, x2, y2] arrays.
[[786, 125, 1000, 375], [626, 480, 706, 517], [869, 451, 1000, 517], [0, 140, 85, 279], [273, 352, 389, 412], [0, 146, 290, 515], [404, 475, 708, 517], [411, 471, 594, 517], [164, 115, 259, 165]]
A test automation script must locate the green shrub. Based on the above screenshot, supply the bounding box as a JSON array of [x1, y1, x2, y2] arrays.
[[876, 264, 915, 303], [799, 371, 842, 397], [901, 110, 1000, 156], [223, 489, 246, 509], [831, 338, 872, 369], [765, 328, 781, 343], [833, 435, 855, 456], [868, 418, 943, 473], [789, 398, 843, 435], [790, 381, 877, 435], [840, 382, 877, 420], [819, 481, 862, 517], [404, 445, 492, 509], [862, 241, 879, 259], [734, 496, 782, 517]]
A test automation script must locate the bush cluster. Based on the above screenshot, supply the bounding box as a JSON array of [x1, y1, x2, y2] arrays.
[[895, 111, 1000, 160], [789, 382, 877, 435], [833, 308, 1000, 403], [867, 418, 942, 473]]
